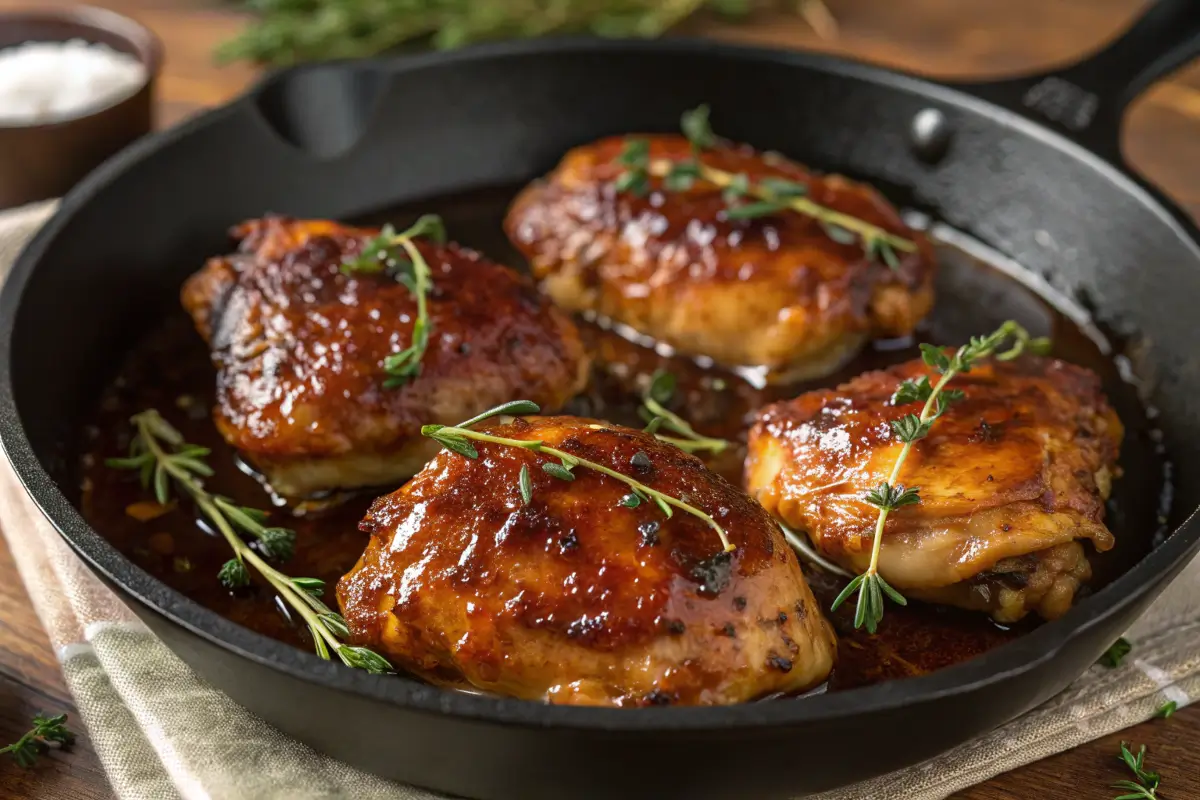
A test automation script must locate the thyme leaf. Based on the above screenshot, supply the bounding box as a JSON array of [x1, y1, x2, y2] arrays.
[[639, 369, 730, 455], [1113, 742, 1161, 799], [834, 321, 1050, 633], [680, 103, 716, 150], [320, 612, 351, 639], [108, 410, 392, 674], [664, 160, 702, 191], [891, 375, 933, 405], [1100, 637, 1133, 668], [0, 713, 74, 767], [337, 646, 393, 674], [890, 414, 932, 444], [863, 481, 920, 511], [615, 169, 650, 196], [216, 1, 766, 67], [341, 215, 446, 388], [218, 558, 251, 589], [519, 464, 533, 505], [722, 172, 750, 203], [108, 423, 299, 565], [821, 221, 857, 245], [612, 105, 917, 261], [542, 462, 576, 481], [865, 233, 901, 269], [758, 177, 808, 197], [724, 200, 791, 220], [423, 402, 734, 553]]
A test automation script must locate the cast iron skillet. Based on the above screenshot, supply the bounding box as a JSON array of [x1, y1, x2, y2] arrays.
[[2, 1, 1200, 797]]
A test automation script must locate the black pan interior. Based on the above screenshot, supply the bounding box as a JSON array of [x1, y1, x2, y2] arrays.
[[2, 39, 1200, 797]]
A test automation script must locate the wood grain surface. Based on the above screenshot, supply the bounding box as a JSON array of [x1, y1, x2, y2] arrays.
[[0, 1, 1197, 798]]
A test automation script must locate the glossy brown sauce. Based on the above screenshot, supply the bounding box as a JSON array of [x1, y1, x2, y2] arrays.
[[78, 185, 1171, 696]]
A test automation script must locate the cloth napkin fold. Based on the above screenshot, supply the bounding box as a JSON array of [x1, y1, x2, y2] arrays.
[[0, 199, 1196, 800]]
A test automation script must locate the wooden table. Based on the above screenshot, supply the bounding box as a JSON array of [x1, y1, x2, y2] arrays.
[[0, 1, 1197, 797]]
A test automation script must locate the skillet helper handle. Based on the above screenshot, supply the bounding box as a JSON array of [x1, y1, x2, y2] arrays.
[[957, 0, 1200, 164]]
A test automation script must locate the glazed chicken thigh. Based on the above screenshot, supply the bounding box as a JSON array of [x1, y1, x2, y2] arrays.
[[505, 133, 936, 383], [745, 356, 1122, 623], [338, 416, 836, 706], [181, 217, 589, 498]]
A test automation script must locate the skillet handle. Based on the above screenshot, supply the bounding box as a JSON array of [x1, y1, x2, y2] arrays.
[[954, 0, 1200, 164]]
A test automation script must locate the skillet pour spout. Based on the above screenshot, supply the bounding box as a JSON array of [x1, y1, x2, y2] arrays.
[[2, 0, 1200, 797]]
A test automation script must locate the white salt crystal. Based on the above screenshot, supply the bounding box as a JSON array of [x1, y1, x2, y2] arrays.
[[0, 38, 147, 125]]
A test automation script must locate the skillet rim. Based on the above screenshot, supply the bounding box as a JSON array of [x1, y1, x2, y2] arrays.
[[1, 35, 1198, 733]]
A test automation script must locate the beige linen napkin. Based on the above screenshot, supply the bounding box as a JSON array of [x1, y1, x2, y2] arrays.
[[0, 200, 1196, 800]]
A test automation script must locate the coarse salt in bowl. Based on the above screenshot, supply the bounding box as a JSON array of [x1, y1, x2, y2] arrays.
[[0, 7, 161, 208], [0, 38, 147, 126]]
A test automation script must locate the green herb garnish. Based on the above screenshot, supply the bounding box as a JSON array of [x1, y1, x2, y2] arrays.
[[831, 321, 1050, 633], [107, 416, 297, 563], [680, 104, 716, 150], [341, 215, 445, 388], [1100, 637, 1133, 668], [614, 105, 917, 266], [107, 411, 392, 674], [724, 200, 792, 220], [1114, 742, 1161, 799], [639, 369, 729, 455], [1156, 701, 1177, 719], [518, 464, 533, 505], [616, 138, 652, 196], [722, 172, 750, 202], [0, 714, 73, 767], [216, 1, 767, 67], [422, 400, 734, 552]]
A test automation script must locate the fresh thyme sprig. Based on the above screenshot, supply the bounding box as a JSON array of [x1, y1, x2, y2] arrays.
[[639, 369, 730, 455], [1100, 637, 1133, 668], [615, 105, 917, 266], [1114, 742, 1162, 799], [216, 0, 775, 67], [106, 415, 297, 564], [341, 215, 446, 388], [106, 411, 392, 674], [0, 713, 73, 767], [422, 400, 735, 553], [831, 321, 1051, 633]]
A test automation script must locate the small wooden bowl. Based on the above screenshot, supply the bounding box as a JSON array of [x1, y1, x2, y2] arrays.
[[0, 6, 163, 210]]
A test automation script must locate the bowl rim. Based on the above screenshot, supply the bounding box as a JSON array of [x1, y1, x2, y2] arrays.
[[2, 35, 1200, 734], [0, 4, 163, 132]]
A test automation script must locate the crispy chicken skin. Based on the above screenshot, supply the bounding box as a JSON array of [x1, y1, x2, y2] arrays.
[[181, 217, 589, 498], [337, 416, 836, 706], [505, 134, 935, 383], [745, 356, 1123, 623]]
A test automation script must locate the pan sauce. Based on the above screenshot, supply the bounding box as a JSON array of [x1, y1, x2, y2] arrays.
[[78, 184, 1171, 696]]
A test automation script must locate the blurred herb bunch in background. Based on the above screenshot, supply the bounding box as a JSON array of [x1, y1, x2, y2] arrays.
[[218, 0, 835, 66]]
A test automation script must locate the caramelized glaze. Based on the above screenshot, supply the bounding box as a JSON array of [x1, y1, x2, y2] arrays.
[[338, 416, 836, 705], [181, 216, 589, 497], [747, 355, 1123, 622], [78, 182, 1171, 696], [506, 135, 936, 381]]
